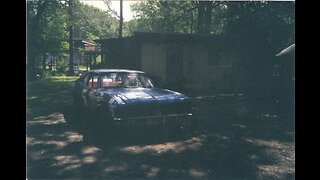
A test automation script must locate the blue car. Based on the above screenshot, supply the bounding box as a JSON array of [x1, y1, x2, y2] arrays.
[[72, 69, 192, 126]]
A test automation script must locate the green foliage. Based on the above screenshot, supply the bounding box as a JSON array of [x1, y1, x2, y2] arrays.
[[224, 1, 295, 46], [39, 1, 69, 56], [210, 3, 228, 35], [27, 0, 119, 78], [27, 1, 66, 62], [55, 60, 69, 74], [129, 1, 294, 38], [129, 1, 229, 34], [219, 1, 295, 93], [130, 0, 197, 33], [27, 75, 78, 117], [73, 0, 119, 39], [96, 55, 102, 64]]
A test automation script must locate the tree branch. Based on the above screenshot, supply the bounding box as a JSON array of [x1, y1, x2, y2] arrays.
[[102, 0, 120, 18], [172, 6, 198, 24]]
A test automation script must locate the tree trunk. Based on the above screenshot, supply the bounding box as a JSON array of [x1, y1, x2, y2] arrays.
[[27, 0, 49, 80], [42, 55, 46, 77], [197, 1, 205, 34], [204, 1, 213, 34], [68, 0, 74, 75], [190, 11, 194, 34], [197, 1, 213, 34]]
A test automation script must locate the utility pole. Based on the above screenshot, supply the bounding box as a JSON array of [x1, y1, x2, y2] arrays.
[[68, 0, 74, 75], [119, 0, 123, 38]]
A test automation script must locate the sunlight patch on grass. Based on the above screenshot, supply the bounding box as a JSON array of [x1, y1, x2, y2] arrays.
[[29, 149, 49, 160], [63, 131, 83, 143], [53, 155, 81, 167], [27, 96, 38, 100], [189, 168, 208, 177], [105, 164, 127, 173], [82, 156, 97, 164], [53, 156, 83, 173], [120, 135, 206, 155], [246, 138, 295, 179], [79, 65, 88, 71], [248, 154, 258, 160], [233, 123, 247, 129], [258, 164, 294, 179], [46, 140, 68, 149], [28, 113, 66, 125], [141, 164, 160, 177], [82, 146, 101, 155], [47, 75, 78, 81], [27, 136, 44, 146], [257, 113, 279, 119], [246, 138, 284, 149]]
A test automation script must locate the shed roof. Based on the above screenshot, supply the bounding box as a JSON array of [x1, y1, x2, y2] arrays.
[[96, 31, 225, 46]]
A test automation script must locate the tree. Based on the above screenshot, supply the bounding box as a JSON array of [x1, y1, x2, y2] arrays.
[[221, 1, 295, 113], [69, 0, 75, 75], [73, 0, 119, 40], [131, 0, 197, 33], [197, 1, 213, 34], [27, 0, 50, 80], [27, 0, 120, 79], [129, 0, 226, 35], [222, 1, 295, 82], [27, 0, 70, 79]]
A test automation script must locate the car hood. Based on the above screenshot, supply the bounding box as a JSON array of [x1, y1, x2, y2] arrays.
[[101, 88, 189, 105]]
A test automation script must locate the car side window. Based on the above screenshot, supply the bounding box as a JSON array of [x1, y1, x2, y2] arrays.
[[84, 73, 91, 88], [92, 75, 99, 88], [82, 74, 89, 86], [87, 74, 99, 89]]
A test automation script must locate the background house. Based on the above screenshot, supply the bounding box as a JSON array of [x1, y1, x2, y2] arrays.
[[96, 32, 243, 93]]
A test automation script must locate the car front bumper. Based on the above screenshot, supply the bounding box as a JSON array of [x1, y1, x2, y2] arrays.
[[112, 113, 193, 126]]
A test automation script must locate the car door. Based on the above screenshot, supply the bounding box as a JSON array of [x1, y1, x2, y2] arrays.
[[82, 72, 93, 108], [74, 73, 88, 101], [87, 73, 100, 108]]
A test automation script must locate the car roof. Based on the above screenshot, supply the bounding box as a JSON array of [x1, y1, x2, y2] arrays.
[[89, 69, 145, 74]]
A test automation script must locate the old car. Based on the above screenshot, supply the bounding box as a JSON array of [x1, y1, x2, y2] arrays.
[[72, 69, 193, 127]]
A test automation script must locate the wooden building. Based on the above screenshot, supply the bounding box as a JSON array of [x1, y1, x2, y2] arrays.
[[95, 32, 243, 93]]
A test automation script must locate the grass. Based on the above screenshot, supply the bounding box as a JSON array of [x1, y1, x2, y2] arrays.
[[79, 65, 89, 71], [26, 75, 79, 119]]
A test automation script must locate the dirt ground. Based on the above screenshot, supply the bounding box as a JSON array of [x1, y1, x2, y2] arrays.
[[27, 81, 294, 179]]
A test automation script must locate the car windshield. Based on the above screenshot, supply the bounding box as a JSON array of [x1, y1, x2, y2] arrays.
[[100, 72, 154, 88]]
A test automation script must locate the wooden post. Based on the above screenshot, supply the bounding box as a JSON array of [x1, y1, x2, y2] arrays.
[[86, 55, 89, 71], [119, 0, 123, 38], [93, 54, 97, 65], [42, 55, 46, 77], [50, 57, 53, 71]]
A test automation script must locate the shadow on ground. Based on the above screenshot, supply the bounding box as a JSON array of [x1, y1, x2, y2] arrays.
[[27, 78, 294, 179]]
